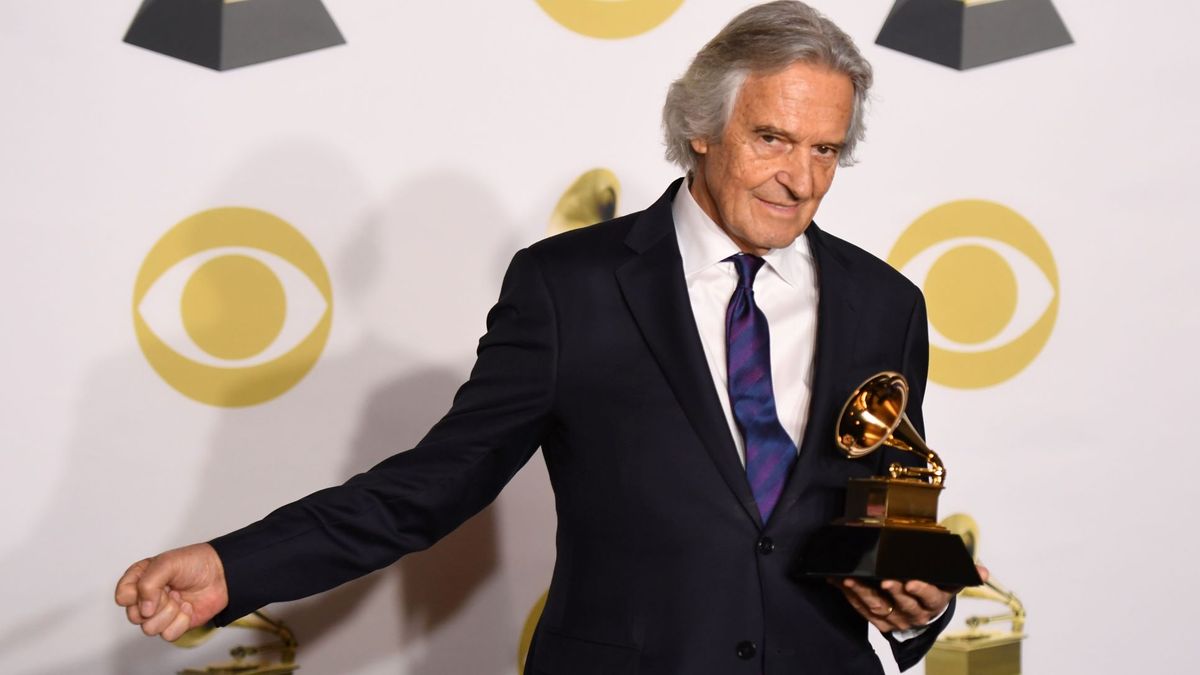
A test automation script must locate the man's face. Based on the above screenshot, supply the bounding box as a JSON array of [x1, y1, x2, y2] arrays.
[[689, 61, 855, 255]]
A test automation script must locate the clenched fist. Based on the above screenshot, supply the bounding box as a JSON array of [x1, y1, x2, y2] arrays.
[[114, 543, 229, 642]]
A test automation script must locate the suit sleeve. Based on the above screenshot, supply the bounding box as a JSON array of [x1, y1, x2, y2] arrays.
[[885, 290, 958, 671], [900, 290, 929, 437], [209, 247, 558, 625]]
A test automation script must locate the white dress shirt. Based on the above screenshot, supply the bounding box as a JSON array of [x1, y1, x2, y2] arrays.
[[671, 180, 818, 466], [670, 181, 937, 641]]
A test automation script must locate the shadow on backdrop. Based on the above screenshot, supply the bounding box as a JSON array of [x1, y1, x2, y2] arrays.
[[1, 148, 537, 674]]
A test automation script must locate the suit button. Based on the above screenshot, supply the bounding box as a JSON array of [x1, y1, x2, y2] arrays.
[[736, 640, 757, 659], [757, 536, 775, 554]]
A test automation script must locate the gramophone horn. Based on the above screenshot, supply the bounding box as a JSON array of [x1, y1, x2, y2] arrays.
[[940, 512, 981, 559], [835, 371, 945, 485], [548, 168, 620, 234], [835, 371, 909, 458]]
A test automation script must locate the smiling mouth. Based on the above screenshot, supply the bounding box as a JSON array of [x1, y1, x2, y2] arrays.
[[756, 197, 800, 212]]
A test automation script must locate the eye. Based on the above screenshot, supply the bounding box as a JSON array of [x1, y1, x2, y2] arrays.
[[137, 246, 329, 368], [815, 145, 839, 157], [897, 237, 1055, 352], [132, 207, 333, 407], [760, 134, 779, 144], [888, 200, 1059, 389]]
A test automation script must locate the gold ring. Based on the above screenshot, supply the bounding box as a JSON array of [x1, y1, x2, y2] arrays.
[[884, 605, 894, 617]]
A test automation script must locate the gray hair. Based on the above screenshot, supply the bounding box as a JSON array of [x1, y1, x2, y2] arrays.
[[662, 1, 873, 171]]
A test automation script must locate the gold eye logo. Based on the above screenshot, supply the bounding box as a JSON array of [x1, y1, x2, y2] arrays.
[[888, 200, 1059, 389], [535, 0, 684, 39], [133, 208, 332, 407]]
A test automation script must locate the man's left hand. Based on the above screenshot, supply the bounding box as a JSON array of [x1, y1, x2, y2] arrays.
[[831, 565, 989, 632]]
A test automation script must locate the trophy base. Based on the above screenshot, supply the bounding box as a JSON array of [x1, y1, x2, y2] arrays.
[[876, 0, 1072, 70], [124, 0, 345, 71], [926, 632, 1024, 675], [797, 522, 983, 587]]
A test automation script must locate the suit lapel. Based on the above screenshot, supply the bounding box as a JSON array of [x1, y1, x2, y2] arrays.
[[773, 223, 861, 518], [616, 180, 763, 529]]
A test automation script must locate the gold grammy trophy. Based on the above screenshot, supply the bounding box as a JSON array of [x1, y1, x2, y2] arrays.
[[796, 372, 982, 586], [173, 611, 298, 675], [927, 514, 1026, 675]]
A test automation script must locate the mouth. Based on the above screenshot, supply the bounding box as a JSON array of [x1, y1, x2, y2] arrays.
[[755, 196, 801, 215]]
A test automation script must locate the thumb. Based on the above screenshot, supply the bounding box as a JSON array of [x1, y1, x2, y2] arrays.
[[135, 554, 179, 618]]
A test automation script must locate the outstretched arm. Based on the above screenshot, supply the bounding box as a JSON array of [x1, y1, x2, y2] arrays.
[[115, 247, 559, 637]]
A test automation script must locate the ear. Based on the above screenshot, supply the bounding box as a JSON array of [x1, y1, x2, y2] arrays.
[[690, 137, 709, 155]]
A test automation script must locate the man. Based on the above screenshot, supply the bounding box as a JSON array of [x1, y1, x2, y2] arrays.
[[116, 3, 982, 673]]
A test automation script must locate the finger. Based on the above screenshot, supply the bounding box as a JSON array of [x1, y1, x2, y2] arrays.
[[140, 593, 180, 637], [135, 557, 177, 618], [114, 560, 149, 607], [880, 580, 927, 629], [161, 603, 194, 642], [126, 602, 148, 626], [840, 588, 898, 632], [902, 579, 951, 612], [977, 564, 990, 584], [844, 593, 902, 629], [842, 578, 893, 617]]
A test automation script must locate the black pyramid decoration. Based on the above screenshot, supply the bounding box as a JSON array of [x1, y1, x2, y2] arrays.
[[876, 0, 1072, 70], [124, 0, 345, 71]]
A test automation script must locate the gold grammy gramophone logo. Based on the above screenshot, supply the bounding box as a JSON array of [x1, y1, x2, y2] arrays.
[[133, 208, 332, 407], [888, 200, 1059, 389], [536, 0, 684, 39]]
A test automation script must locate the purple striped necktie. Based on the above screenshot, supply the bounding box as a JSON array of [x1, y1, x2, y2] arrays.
[[725, 253, 797, 523]]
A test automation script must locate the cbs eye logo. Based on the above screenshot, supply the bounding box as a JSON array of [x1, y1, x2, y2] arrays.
[[536, 0, 683, 39], [133, 208, 332, 407], [888, 200, 1058, 389]]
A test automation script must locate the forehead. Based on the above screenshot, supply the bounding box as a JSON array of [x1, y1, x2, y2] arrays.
[[730, 61, 855, 138]]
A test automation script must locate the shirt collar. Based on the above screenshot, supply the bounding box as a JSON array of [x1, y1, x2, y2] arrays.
[[671, 176, 812, 287]]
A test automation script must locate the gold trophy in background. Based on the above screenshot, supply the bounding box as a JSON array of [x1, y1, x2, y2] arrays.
[[927, 514, 1026, 675], [173, 611, 298, 675], [797, 372, 982, 586], [548, 168, 621, 236]]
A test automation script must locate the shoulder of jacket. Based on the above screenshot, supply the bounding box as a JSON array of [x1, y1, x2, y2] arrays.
[[813, 225, 921, 299], [525, 210, 642, 265]]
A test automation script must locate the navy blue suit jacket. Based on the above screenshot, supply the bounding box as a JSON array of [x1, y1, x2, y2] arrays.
[[210, 180, 952, 674]]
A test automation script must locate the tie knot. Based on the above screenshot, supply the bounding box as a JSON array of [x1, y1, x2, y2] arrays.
[[726, 253, 765, 289]]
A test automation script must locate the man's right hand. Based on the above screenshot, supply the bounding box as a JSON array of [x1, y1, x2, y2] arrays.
[[114, 543, 229, 642]]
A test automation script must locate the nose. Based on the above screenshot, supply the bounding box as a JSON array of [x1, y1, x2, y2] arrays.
[[775, 152, 815, 202]]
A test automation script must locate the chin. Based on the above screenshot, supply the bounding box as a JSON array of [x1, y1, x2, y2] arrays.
[[756, 227, 807, 251]]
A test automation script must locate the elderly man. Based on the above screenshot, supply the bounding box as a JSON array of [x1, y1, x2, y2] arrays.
[[116, 2, 978, 673]]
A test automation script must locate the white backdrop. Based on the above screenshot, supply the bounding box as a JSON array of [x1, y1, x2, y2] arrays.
[[2, 1, 1198, 673]]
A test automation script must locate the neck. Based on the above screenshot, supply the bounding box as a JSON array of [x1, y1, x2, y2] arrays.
[[686, 173, 767, 256]]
